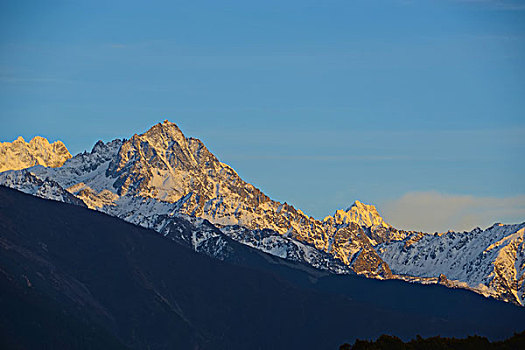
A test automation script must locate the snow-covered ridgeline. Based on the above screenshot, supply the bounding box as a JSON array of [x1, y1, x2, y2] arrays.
[[0, 121, 524, 306], [377, 223, 525, 305], [0, 170, 86, 207]]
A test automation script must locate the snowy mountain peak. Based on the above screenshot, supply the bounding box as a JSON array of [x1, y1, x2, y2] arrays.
[[91, 140, 106, 153], [107, 120, 224, 199], [0, 136, 71, 172], [1, 121, 524, 306], [142, 120, 186, 145], [345, 199, 371, 212], [326, 200, 389, 228]]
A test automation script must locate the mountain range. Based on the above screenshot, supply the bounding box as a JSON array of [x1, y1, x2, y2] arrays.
[[2, 185, 525, 349], [1, 120, 523, 307]]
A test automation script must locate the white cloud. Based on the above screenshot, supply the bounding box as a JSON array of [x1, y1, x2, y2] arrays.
[[381, 191, 525, 233]]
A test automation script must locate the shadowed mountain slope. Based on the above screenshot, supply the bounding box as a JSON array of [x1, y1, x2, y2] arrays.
[[1, 186, 525, 349]]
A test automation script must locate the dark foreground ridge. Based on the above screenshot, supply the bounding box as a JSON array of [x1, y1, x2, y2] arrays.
[[1, 186, 525, 349], [340, 330, 525, 349]]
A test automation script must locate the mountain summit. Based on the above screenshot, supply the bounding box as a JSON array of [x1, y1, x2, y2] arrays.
[[1, 120, 524, 306], [326, 200, 389, 228], [0, 136, 71, 172], [0, 121, 393, 277]]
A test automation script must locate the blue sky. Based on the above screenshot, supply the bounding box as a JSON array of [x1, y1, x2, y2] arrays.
[[1, 0, 524, 231]]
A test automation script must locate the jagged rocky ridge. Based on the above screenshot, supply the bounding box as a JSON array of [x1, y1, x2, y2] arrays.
[[378, 223, 525, 305], [0, 136, 71, 172], [0, 120, 523, 306]]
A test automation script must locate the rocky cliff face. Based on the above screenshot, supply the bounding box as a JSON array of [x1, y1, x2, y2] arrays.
[[0, 120, 524, 305], [0, 136, 71, 172]]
